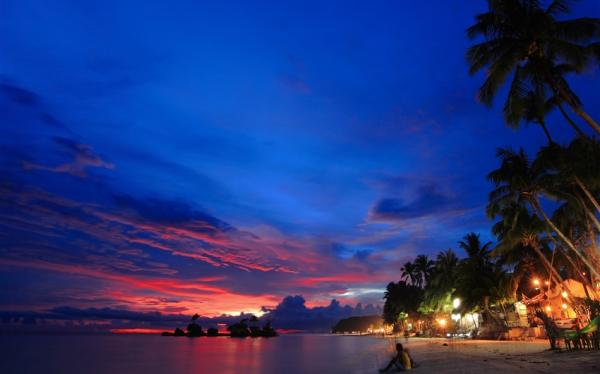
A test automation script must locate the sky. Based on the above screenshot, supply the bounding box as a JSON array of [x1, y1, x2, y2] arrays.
[[1, 0, 599, 329]]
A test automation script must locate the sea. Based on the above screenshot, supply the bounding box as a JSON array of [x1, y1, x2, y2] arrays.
[[0, 333, 402, 373]]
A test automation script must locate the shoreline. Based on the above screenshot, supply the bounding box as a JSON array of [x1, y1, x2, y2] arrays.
[[387, 338, 600, 373]]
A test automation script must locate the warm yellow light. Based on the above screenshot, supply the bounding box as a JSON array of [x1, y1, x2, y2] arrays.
[[562, 303, 568, 310], [544, 281, 550, 286], [561, 291, 568, 298], [438, 318, 447, 327], [545, 306, 551, 312], [453, 298, 461, 309], [533, 279, 540, 286]]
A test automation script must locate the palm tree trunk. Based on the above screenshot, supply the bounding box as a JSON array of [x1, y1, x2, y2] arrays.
[[529, 198, 600, 280], [573, 190, 600, 233], [574, 176, 600, 214], [586, 209, 600, 234], [588, 222, 600, 272], [553, 84, 600, 135], [572, 106, 600, 136], [548, 233, 599, 299], [557, 103, 587, 137], [530, 241, 564, 287]]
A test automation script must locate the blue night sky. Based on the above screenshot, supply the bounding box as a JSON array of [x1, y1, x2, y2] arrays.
[[1, 0, 599, 323]]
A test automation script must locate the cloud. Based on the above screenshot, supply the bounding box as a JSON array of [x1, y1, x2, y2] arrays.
[[0, 80, 65, 128], [369, 182, 452, 222], [22, 137, 114, 177], [264, 295, 382, 331], [0, 82, 40, 107], [0, 295, 382, 333], [0, 184, 300, 274], [113, 194, 229, 228]]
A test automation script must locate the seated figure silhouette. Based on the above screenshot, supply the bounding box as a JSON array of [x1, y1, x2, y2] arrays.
[[379, 343, 413, 372]]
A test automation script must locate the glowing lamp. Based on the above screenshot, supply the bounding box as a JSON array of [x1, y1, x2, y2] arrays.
[[533, 279, 540, 286], [452, 298, 461, 309], [545, 306, 551, 312], [562, 303, 568, 310], [544, 281, 550, 286], [451, 313, 461, 322], [561, 291, 568, 298], [438, 319, 447, 327]]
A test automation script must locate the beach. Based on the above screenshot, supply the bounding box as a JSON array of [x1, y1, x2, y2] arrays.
[[2, 334, 599, 373], [399, 338, 600, 373]]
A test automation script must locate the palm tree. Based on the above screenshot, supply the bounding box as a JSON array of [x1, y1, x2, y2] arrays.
[[383, 281, 423, 329], [467, 0, 600, 135], [431, 249, 460, 289], [491, 202, 564, 287], [414, 254, 435, 287], [401, 261, 418, 286], [420, 249, 460, 314], [487, 147, 599, 279], [458, 232, 493, 262], [503, 84, 585, 142], [543, 139, 600, 214], [456, 233, 508, 316]]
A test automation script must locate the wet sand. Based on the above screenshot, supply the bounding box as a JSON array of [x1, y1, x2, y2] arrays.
[[401, 338, 600, 373]]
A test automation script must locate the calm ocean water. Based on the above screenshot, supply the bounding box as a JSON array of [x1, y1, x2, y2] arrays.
[[0, 334, 400, 373]]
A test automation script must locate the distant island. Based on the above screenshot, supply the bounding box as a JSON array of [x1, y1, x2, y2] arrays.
[[161, 314, 277, 338], [331, 315, 385, 335]]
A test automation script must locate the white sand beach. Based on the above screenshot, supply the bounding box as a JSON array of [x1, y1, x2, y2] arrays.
[[398, 338, 600, 373]]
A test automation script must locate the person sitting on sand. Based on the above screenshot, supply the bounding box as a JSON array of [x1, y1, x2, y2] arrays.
[[379, 343, 413, 372]]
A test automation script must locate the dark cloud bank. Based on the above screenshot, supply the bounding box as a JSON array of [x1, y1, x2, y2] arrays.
[[0, 296, 381, 333]]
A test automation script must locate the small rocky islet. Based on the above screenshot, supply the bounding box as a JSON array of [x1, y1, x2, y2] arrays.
[[161, 314, 277, 338]]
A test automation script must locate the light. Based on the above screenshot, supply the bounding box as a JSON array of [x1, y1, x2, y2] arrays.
[[561, 291, 568, 298], [451, 313, 461, 322], [533, 279, 540, 286], [437, 318, 447, 327], [562, 303, 568, 310], [453, 298, 461, 309], [544, 281, 550, 286], [545, 306, 552, 312]]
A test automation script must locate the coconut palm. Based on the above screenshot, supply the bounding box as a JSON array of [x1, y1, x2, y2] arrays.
[[505, 86, 556, 143], [400, 261, 419, 286], [431, 249, 460, 289], [556, 139, 600, 210], [487, 147, 599, 279], [420, 249, 460, 314], [414, 254, 435, 287], [458, 233, 493, 263], [456, 233, 508, 315], [536, 140, 600, 230], [491, 202, 564, 287], [467, 0, 600, 135], [383, 281, 423, 328]]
